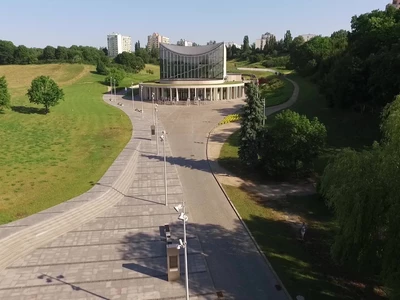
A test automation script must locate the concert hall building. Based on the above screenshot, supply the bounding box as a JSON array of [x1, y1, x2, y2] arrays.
[[139, 42, 245, 102]]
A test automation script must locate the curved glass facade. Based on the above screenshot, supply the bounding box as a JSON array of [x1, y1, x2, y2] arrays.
[[160, 43, 225, 80]]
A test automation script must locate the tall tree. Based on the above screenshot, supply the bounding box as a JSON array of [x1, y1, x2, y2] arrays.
[[42, 46, 56, 60], [0, 76, 11, 110], [283, 30, 293, 52], [239, 83, 264, 166], [26, 76, 64, 114], [0, 40, 16, 64], [242, 35, 250, 53], [134, 41, 141, 52], [55, 46, 69, 61], [13, 45, 32, 64]]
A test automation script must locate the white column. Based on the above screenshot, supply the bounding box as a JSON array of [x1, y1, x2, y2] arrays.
[[176, 88, 179, 101], [204, 88, 206, 100], [170, 88, 172, 100]]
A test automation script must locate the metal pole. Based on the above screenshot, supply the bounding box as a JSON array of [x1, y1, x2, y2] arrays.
[[110, 77, 112, 100], [152, 92, 155, 125], [183, 204, 189, 300], [155, 106, 159, 155], [132, 82, 135, 112], [114, 79, 116, 102], [162, 131, 167, 206], [140, 86, 143, 119]]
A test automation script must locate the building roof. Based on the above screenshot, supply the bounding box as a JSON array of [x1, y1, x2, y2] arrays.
[[160, 42, 224, 56]]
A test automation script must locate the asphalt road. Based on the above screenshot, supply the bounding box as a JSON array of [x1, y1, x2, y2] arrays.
[[150, 100, 290, 300]]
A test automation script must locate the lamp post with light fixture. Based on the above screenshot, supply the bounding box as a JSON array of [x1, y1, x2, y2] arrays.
[[174, 203, 189, 300]]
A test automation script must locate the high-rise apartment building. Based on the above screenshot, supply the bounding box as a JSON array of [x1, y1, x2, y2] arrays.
[[147, 33, 170, 49], [300, 34, 317, 42], [255, 32, 274, 49], [387, 0, 400, 8], [177, 39, 193, 47], [107, 33, 132, 58]]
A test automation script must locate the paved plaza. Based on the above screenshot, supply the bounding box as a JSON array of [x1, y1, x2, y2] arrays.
[[0, 84, 292, 299]]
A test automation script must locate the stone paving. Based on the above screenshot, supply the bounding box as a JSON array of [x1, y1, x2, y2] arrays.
[[0, 95, 217, 300]]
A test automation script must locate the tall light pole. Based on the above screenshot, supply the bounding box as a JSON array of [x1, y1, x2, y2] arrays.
[[160, 131, 167, 206], [152, 92, 155, 125], [114, 78, 117, 102], [155, 104, 159, 155], [132, 82, 135, 113], [109, 76, 113, 100], [140, 85, 144, 119], [174, 203, 189, 300]]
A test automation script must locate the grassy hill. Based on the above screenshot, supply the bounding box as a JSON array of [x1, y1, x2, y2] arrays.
[[0, 64, 134, 224]]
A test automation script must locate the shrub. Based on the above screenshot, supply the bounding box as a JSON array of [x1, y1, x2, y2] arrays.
[[218, 114, 241, 125], [258, 110, 327, 177]]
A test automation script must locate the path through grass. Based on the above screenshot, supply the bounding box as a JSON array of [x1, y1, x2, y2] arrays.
[[0, 64, 132, 224]]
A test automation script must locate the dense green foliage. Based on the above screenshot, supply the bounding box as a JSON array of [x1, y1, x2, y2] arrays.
[[96, 60, 109, 75], [105, 68, 126, 87], [0, 76, 11, 110], [26, 76, 64, 113], [0, 40, 108, 65], [290, 7, 400, 111], [238, 83, 264, 167], [259, 110, 327, 177], [321, 95, 400, 298], [114, 52, 145, 73]]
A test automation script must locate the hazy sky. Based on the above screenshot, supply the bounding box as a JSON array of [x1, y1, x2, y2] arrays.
[[0, 0, 390, 48]]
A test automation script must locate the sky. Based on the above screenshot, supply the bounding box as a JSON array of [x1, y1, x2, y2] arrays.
[[0, 0, 391, 49]]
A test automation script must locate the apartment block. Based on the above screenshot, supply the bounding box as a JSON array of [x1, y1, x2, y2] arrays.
[[147, 33, 170, 49], [107, 33, 132, 58]]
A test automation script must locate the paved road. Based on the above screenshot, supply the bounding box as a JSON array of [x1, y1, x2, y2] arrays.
[[155, 100, 290, 300]]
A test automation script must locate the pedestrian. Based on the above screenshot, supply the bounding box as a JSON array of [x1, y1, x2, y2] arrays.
[[300, 222, 307, 240]]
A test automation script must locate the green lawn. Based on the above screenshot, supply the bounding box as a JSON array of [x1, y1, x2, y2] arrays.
[[0, 64, 133, 224], [261, 76, 294, 107], [119, 64, 160, 87], [218, 74, 386, 299], [223, 184, 385, 299]]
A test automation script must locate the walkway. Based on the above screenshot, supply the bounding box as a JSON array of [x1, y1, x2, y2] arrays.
[[0, 94, 215, 300]]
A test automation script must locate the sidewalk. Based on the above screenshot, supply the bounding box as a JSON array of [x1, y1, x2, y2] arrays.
[[0, 93, 216, 300]]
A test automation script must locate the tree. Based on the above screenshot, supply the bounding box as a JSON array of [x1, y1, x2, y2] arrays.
[[0, 40, 16, 64], [283, 30, 293, 52], [100, 47, 108, 57], [0, 76, 11, 110], [55, 46, 69, 61], [114, 52, 145, 73], [259, 110, 327, 177], [134, 41, 141, 52], [96, 60, 109, 75], [238, 83, 264, 166], [320, 95, 400, 298], [26, 76, 64, 114], [13, 45, 33, 64], [105, 68, 126, 86], [42, 45, 56, 61]]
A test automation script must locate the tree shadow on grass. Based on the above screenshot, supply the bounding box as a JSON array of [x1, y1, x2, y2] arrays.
[[11, 105, 46, 115]]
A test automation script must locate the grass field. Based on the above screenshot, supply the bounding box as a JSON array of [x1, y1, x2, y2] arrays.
[[218, 74, 385, 299], [120, 64, 160, 87], [0, 64, 133, 224]]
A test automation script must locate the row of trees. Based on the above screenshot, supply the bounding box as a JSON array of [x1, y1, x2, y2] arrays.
[[289, 6, 400, 111], [0, 75, 64, 114], [238, 83, 327, 177], [320, 95, 400, 298], [0, 40, 108, 65]]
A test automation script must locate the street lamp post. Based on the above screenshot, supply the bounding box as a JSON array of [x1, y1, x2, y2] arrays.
[[114, 78, 117, 102], [174, 204, 189, 300], [132, 82, 135, 113], [160, 131, 167, 206], [109, 76, 113, 100], [155, 104, 159, 155], [140, 85, 144, 119], [152, 92, 155, 125]]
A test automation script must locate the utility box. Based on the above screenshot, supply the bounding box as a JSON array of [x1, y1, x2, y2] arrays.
[[151, 125, 155, 136], [167, 244, 180, 281]]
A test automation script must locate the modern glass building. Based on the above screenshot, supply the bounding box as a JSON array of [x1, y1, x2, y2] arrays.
[[160, 42, 226, 81], [139, 42, 245, 102]]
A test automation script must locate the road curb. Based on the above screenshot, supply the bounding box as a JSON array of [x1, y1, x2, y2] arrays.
[[205, 125, 293, 300]]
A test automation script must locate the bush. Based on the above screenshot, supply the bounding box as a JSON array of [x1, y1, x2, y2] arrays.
[[105, 68, 126, 86], [262, 55, 290, 68], [258, 110, 327, 177], [218, 114, 241, 125], [96, 60, 109, 75]]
